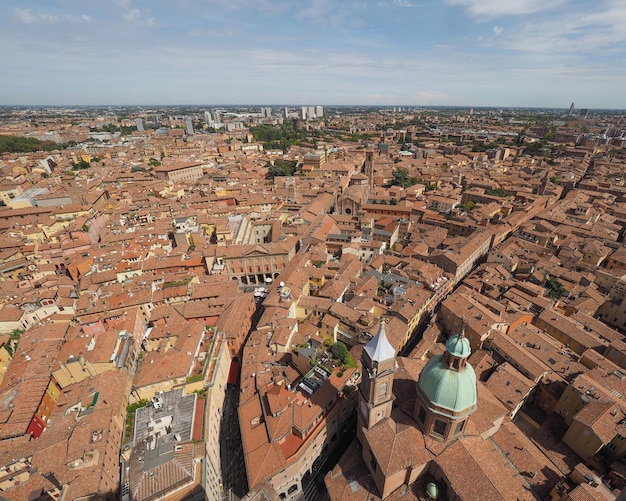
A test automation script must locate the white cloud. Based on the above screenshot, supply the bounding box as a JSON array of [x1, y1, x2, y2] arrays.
[[411, 90, 451, 104], [116, 0, 151, 24], [15, 8, 57, 24], [3, 0, 625, 107], [445, 0, 567, 18], [483, 1, 626, 53], [64, 14, 93, 23], [122, 8, 141, 22], [115, 0, 133, 9], [206, 0, 289, 13], [377, 0, 417, 7]]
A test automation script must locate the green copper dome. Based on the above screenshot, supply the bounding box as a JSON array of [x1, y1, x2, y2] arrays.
[[426, 482, 439, 499], [418, 356, 477, 416], [417, 333, 477, 417], [445, 333, 471, 359]]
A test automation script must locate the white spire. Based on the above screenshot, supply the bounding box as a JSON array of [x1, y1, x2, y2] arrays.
[[364, 319, 396, 362]]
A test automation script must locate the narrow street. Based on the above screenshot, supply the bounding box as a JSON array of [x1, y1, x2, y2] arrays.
[[219, 385, 248, 500]]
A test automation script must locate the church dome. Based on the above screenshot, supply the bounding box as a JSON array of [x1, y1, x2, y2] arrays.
[[418, 358, 477, 416], [445, 333, 471, 359], [416, 333, 477, 417]]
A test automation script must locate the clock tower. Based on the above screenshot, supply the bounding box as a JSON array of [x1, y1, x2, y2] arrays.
[[357, 320, 397, 441]]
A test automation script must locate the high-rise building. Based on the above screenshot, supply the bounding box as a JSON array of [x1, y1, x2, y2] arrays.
[[204, 111, 213, 126], [134, 118, 145, 132], [185, 117, 194, 135], [299, 106, 323, 120], [260, 107, 272, 118], [283, 107, 289, 118]]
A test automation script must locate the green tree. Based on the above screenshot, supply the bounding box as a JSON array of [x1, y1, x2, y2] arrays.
[[10, 329, 23, 341], [250, 121, 309, 151], [523, 141, 547, 157], [545, 275, 566, 299], [124, 399, 148, 442], [484, 188, 514, 198], [331, 342, 349, 363], [0, 135, 65, 154], [71, 160, 91, 170], [265, 159, 298, 180], [391, 167, 417, 188], [460, 201, 475, 212], [6, 329, 24, 356]]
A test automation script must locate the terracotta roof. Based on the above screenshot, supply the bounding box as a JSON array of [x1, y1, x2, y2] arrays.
[[484, 362, 535, 412], [436, 435, 538, 500], [364, 418, 432, 477], [574, 400, 622, 444], [489, 422, 561, 499]]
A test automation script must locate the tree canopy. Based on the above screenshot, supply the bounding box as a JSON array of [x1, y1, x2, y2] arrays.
[[331, 342, 349, 363], [250, 121, 308, 151], [0, 135, 64, 154], [71, 160, 91, 170], [523, 141, 548, 157], [484, 187, 514, 198], [265, 159, 298, 180], [545, 275, 566, 299], [96, 123, 137, 135], [391, 167, 418, 188]]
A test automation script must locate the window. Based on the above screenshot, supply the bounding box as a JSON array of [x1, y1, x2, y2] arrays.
[[379, 382, 388, 398], [417, 407, 426, 424], [454, 421, 464, 436], [433, 420, 446, 437]]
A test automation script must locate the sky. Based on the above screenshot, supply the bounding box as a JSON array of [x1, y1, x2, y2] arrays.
[[1, 0, 625, 108]]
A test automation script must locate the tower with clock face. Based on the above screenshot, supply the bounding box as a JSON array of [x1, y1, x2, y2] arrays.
[[357, 320, 397, 441]]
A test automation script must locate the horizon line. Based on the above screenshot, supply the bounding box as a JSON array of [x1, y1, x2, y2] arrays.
[[2, 103, 626, 112]]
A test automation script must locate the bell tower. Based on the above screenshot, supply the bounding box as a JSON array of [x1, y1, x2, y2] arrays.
[[364, 150, 374, 192], [358, 320, 397, 439]]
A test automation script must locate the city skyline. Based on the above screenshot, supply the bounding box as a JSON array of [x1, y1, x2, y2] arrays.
[[2, 0, 626, 108]]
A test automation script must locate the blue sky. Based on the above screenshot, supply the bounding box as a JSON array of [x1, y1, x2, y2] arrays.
[[1, 0, 625, 107]]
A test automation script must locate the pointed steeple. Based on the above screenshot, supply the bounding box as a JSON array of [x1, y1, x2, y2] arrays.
[[358, 318, 397, 433], [364, 319, 396, 363]]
